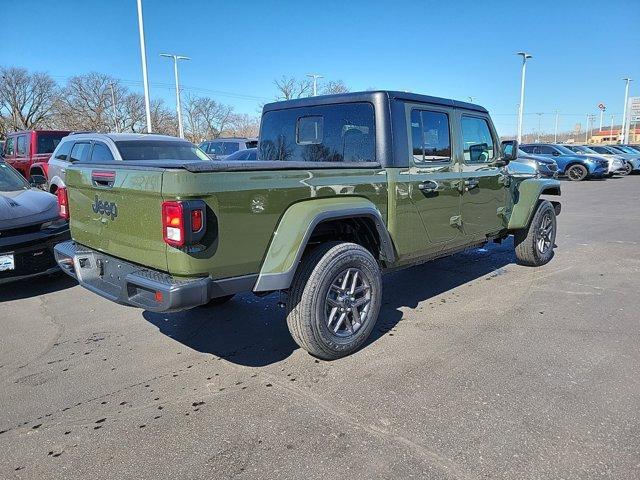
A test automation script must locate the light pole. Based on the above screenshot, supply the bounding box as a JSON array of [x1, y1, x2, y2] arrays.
[[160, 53, 190, 138], [610, 114, 615, 144], [536, 112, 543, 142], [621, 77, 633, 144], [136, 0, 152, 132], [585, 114, 590, 143], [306, 73, 323, 96], [597, 103, 606, 132], [516, 52, 532, 144], [468, 96, 476, 103], [109, 83, 119, 133]]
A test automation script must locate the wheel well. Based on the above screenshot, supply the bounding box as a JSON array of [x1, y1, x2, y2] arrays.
[[49, 184, 58, 194], [565, 162, 587, 171], [30, 167, 45, 177], [305, 217, 383, 262]]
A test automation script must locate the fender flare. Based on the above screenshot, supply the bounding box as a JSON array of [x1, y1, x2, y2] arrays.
[[508, 178, 561, 230], [254, 197, 394, 292], [29, 162, 49, 178]]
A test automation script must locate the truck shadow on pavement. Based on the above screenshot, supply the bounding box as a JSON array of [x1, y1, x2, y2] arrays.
[[143, 238, 516, 367], [0, 273, 77, 302]]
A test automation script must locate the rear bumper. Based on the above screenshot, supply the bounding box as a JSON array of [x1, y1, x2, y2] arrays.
[[54, 241, 256, 312]]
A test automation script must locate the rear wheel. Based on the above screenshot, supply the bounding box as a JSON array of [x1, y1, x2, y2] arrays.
[[622, 163, 633, 176], [514, 200, 557, 267], [566, 164, 588, 181], [286, 242, 382, 360]]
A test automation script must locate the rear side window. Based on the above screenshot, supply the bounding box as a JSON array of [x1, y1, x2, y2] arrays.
[[90, 143, 115, 162], [53, 140, 73, 161], [461, 116, 495, 163], [520, 145, 534, 154], [537, 146, 556, 155], [4, 137, 15, 156], [410, 109, 451, 163], [259, 102, 376, 163], [207, 141, 240, 156], [37, 133, 66, 154], [69, 142, 91, 162], [16, 135, 28, 156]]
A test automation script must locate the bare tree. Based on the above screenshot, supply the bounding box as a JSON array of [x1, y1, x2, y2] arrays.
[[184, 95, 236, 142], [273, 75, 312, 100], [321, 80, 349, 95], [54, 72, 119, 131], [230, 113, 260, 138], [0, 67, 59, 131]]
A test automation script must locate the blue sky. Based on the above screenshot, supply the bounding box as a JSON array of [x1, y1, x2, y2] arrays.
[[1, 0, 638, 135]]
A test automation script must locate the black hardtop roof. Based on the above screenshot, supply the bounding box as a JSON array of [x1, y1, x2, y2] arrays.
[[263, 90, 487, 113]]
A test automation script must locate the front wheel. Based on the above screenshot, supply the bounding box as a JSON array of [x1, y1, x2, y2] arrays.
[[566, 164, 588, 181], [514, 200, 557, 267], [286, 242, 382, 360], [621, 163, 633, 176]]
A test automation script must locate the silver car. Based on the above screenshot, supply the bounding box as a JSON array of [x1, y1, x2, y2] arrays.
[[198, 137, 258, 160], [47, 133, 209, 194]]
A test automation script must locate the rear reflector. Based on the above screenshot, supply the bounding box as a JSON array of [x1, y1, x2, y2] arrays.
[[57, 187, 69, 219], [191, 209, 203, 232]]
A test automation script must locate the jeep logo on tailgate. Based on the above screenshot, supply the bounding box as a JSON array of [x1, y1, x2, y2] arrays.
[[91, 195, 118, 220]]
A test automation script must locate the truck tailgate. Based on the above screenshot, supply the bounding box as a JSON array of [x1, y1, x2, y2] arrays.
[[65, 166, 168, 272]]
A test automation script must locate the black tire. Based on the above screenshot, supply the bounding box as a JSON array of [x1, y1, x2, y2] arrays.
[[622, 163, 632, 176], [514, 200, 557, 267], [203, 294, 235, 306], [566, 164, 588, 181], [286, 241, 382, 360]]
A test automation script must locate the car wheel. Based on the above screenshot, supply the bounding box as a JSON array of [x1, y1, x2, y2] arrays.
[[514, 200, 557, 267], [566, 164, 588, 181], [286, 241, 382, 360], [622, 163, 633, 176]]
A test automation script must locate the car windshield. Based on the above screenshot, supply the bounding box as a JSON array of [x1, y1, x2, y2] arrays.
[[616, 146, 636, 154], [0, 162, 29, 192], [575, 146, 597, 154], [114, 140, 210, 161], [37, 132, 67, 154], [554, 145, 577, 155]]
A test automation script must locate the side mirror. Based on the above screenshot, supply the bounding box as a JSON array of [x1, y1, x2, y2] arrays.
[[500, 140, 518, 164], [29, 175, 47, 188]]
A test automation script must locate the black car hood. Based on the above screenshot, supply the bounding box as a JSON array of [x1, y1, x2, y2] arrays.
[[0, 188, 59, 229]]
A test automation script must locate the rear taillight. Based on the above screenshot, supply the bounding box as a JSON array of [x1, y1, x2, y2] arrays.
[[57, 187, 69, 220], [162, 200, 206, 248]]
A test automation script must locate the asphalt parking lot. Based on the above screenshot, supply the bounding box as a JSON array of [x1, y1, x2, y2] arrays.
[[1, 176, 639, 480]]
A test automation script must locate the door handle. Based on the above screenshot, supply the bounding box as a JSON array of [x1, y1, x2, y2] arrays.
[[418, 180, 439, 193]]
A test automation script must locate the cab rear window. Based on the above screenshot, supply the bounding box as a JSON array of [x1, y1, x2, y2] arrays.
[[259, 103, 376, 163], [115, 141, 209, 161]]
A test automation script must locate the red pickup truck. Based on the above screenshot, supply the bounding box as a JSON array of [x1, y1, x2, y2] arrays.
[[2, 130, 71, 179]]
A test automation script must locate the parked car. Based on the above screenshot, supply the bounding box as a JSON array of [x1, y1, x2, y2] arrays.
[[622, 145, 640, 153], [511, 149, 559, 178], [0, 159, 70, 284], [562, 144, 626, 176], [1, 130, 71, 179], [224, 147, 258, 161], [47, 133, 210, 194], [588, 145, 640, 175], [199, 138, 258, 160], [55, 90, 561, 359], [520, 143, 608, 181]]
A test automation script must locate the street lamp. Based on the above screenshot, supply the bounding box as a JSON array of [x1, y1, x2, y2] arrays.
[[160, 53, 191, 138], [516, 52, 532, 144], [136, 0, 152, 133], [621, 77, 633, 144], [306, 73, 323, 96]]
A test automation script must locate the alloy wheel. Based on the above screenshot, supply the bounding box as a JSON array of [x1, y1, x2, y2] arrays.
[[536, 212, 554, 254], [324, 268, 372, 337]]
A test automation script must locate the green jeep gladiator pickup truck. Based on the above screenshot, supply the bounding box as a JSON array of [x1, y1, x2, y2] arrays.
[[55, 91, 560, 359]]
